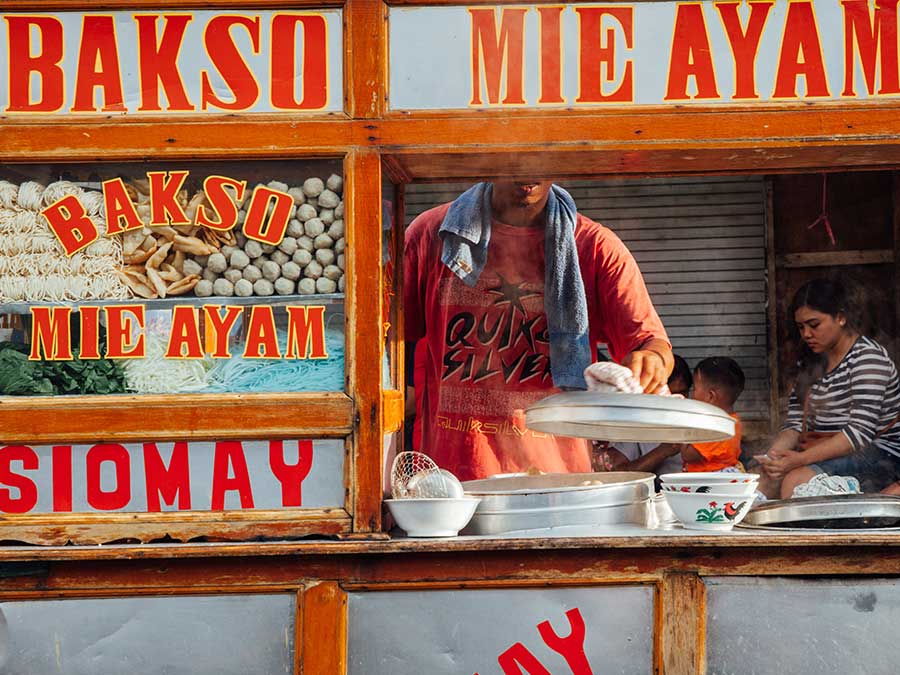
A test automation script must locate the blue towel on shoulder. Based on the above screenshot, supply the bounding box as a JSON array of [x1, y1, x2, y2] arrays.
[[439, 183, 591, 390]]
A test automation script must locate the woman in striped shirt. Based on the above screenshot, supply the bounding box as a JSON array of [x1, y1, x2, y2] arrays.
[[760, 278, 900, 499]]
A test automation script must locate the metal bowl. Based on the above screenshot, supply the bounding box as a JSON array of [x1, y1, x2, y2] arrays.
[[461, 472, 654, 534], [525, 391, 735, 443]]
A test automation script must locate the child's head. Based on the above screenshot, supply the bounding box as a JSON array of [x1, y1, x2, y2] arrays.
[[667, 354, 692, 396], [691, 357, 745, 411]]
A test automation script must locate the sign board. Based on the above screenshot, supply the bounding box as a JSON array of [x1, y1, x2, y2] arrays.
[[390, 1, 900, 110], [347, 586, 654, 674], [0, 438, 345, 514], [0, 10, 343, 114]]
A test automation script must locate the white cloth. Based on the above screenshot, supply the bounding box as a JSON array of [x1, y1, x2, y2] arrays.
[[792, 473, 861, 498], [584, 362, 643, 394]]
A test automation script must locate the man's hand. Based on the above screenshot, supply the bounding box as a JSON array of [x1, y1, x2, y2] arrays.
[[622, 349, 669, 394]]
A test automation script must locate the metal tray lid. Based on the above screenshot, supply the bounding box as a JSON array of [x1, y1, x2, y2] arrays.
[[741, 494, 900, 531], [524, 391, 735, 443]]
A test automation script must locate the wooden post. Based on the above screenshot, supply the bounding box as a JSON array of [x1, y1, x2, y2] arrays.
[[660, 572, 706, 674], [345, 0, 387, 119], [346, 150, 385, 533], [301, 581, 348, 675]]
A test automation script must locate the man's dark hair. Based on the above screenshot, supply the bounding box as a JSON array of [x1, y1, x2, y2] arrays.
[[695, 356, 745, 406], [669, 354, 693, 389]]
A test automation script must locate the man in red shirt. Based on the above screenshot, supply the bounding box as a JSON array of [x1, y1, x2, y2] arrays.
[[405, 180, 672, 481]]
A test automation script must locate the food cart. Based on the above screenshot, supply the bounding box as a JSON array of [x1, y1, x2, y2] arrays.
[[1, 0, 900, 672]]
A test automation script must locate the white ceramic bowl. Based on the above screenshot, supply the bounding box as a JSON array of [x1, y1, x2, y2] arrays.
[[385, 497, 481, 537], [663, 491, 756, 531], [661, 472, 760, 485], [662, 481, 758, 495]]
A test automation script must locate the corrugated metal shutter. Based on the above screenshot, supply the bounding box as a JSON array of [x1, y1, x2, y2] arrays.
[[404, 177, 768, 425]]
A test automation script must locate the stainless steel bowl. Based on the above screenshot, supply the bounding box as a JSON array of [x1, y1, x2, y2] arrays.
[[461, 472, 654, 534]]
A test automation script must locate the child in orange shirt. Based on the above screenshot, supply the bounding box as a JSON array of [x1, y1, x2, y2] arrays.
[[682, 357, 745, 472]]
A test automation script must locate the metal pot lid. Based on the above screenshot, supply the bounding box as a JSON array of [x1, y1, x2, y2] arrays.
[[462, 471, 654, 495], [524, 391, 735, 443], [741, 494, 900, 531]]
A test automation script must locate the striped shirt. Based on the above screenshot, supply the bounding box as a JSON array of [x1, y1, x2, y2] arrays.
[[784, 336, 900, 458]]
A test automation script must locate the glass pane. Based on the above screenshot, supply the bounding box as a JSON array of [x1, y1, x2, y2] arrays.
[[0, 159, 346, 395]]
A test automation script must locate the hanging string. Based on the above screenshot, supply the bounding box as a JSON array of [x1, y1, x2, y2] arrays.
[[807, 173, 836, 246]]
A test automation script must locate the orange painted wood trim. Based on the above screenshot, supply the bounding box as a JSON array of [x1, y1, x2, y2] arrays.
[[345, 150, 385, 533], [345, 0, 388, 118], [301, 581, 348, 675], [660, 573, 706, 675], [383, 389, 404, 432], [0, 392, 353, 443], [1, 0, 342, 7]]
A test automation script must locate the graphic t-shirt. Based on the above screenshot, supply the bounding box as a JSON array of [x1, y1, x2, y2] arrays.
[[404, 202, 668, 481], [684, 414, 743, 472]]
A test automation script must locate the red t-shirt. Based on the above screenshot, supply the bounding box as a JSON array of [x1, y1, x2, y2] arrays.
[[404, 203, 668, 481]]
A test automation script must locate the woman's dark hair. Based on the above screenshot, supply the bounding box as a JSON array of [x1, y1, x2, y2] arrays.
[[788, 276, 865, 398]]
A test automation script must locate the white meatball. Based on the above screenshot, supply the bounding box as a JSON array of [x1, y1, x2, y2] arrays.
[[314, 234, 333, 249], [319, 208, 334, 225], [296, 203, 317, 222], [304, 218, 325, 237], [274, 277, 295, 295], [338, 275, 345, 292], [337, 253, 345, 271], [304, 260, 323, 279], [288, 187, 306, 205], [271, 250, 290, 265], [327, 220, 344, 239], [279, 236, 298, 255], [234, 279, 254, 297], [253, 279, 274, 296], [334, 202, 344, 218], [302, 177, 324, 197], [267, 180, 289, 193], [323, 264, 342, 281], [316, 277, 337, 294], [243, 264, 262, 282], [244, 240, 263, 259], [297, 278, 316, 295], [318, 189, 340, 209], [262, 260, 281, 281], [207, 252, 228, 273], [292, 249, 312, 266], [326, 174, 343, 194], [213, 278, 234, 296], [334, 237, 345, 254], [230, 250, 250, 269], [195, 279, 214, 297], [183, 259, 203, 276], [316, 248, 335, 266], [224, 268, 243, 284], [201, 268, 218, 282], [281, 261, 302, 280], [297, 235, 314, 252], [287, 219, 304, 238]]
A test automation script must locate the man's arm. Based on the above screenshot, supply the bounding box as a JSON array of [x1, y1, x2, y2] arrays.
[[624, 443, 681, 473], [622, 338, 674, 394]]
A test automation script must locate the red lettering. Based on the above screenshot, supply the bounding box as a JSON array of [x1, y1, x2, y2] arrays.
[[269, 440, 313, 507], [79, 306, 102, 359], [86, 444, 132, 511], [242, 185, 293, 245], [211, 441, 255, 510], [165, 306, 203, 358], [52, 445, 73, 512], [41, 195, 99, 256], [497, 643, 552, 675], [201, 16, 261, 111], [773, 2, 830, 98], [144, 442, 191, 511], [469, 8, 527, 106], [5, 16, 64, 112], [243, 306, 281, 358], [538, 7, 564, 104], [537, 608, 591, 675], [717, 2, 774, 99], [842, 0, 900, 96], [576, 6, 634, 103], [285, 306, 328, 359], [135, 14, 194, 111], [270, 14, 328, 110], [665, 3, 720, 100], [29, 306, 73, 361], [203, 305, 244, 358], [102, 178, 143, 235], [104, 305, 146, 358], [72, 15, 126, 112], [196, 176, 246, 231], [0, 446, 38, 514], [147, 171, 191, 226]]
